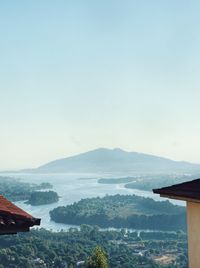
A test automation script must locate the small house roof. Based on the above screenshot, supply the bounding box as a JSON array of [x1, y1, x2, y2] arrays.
[[0, 195, 40, 235], [153, 178, 200, 202]]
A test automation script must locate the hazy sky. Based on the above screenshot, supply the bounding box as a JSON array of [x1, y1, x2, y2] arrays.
[[1, 1, 200, 169]]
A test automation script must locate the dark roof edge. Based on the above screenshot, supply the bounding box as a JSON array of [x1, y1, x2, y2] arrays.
[[152, 178, 200, 202], [152, 188, 161, 194], [31, 218, 41, 226]]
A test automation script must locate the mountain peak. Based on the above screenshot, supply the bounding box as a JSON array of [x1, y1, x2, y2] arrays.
[[33, 148, 200, 174], [113, 148, 126, 152]]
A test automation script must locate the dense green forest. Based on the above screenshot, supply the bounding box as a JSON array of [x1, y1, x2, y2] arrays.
[[50, 194, 186, 230], [0, 226, 188, 268], [0, 176, 53, 202], [26, 191, 59, 205]]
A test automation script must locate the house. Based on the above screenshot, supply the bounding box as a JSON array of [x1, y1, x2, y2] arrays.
[[153, 178, 200, 268], [0, 195, 40, 234]]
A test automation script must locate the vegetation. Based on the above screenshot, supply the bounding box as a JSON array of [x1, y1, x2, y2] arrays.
[[124, 174, 197, 191], [0, 227, 188, 267], [0, 175, 189, 267], [26, 191, 59, 206], [50, 194, 186, 231], [86, 246, 109, 268], [97, 174, 200, 192], [0, 176, 53, 202], [34, 182, 53, 190]]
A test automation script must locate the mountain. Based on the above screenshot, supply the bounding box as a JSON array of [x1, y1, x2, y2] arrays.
[[26, 148, 200, 174]]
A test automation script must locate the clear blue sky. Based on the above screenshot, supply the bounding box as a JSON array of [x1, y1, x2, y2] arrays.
[[1, 0, 200, 169]]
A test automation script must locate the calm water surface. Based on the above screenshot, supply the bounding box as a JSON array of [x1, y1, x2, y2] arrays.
[[2, 173, 185, 231]]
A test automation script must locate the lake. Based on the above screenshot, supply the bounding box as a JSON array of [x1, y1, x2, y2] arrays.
[[2, 173, 185, 231]]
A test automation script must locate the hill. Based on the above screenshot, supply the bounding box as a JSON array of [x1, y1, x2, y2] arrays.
[[26, 191, 59, 206], [50, 194, 186, 230], [25, 148, 200, 174]]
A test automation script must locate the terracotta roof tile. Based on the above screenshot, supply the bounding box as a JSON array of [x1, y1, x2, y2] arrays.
[[0, 195, 33, 219], [0, 195, 40, 234]]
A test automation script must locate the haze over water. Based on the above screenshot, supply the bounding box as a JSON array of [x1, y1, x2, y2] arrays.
[[3, 173, 184, 231]]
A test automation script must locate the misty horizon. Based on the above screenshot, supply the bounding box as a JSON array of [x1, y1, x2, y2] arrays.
[[2, 147, 200, 172]]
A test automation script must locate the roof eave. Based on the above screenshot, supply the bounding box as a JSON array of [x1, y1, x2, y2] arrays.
[[32, 218, 41, 226], [153, 189, 200, 203]]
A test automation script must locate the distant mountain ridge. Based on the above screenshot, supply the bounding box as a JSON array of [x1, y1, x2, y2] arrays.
[[24, 148, 200, 174]]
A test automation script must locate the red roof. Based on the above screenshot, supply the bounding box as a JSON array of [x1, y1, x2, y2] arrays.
[[0, 195, 33, 219], [0, 195, 40, 235]]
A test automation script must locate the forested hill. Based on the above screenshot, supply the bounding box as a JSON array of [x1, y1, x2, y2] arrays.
[[26, 191, 59, 206], [50, 194, 186, 231], [0, 176, 53, 202], [25, 148, 200, 173]]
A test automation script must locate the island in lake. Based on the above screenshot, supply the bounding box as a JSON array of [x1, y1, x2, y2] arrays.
[[0, 176, 54, 202], [26, 191, 59, 206], [50, 194, 186, 231]]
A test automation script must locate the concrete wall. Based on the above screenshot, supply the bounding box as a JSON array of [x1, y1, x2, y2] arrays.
[[187, 201, 200, 268]]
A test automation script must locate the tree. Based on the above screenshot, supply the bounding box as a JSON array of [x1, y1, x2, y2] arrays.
[[86, 246, 108, 268]]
